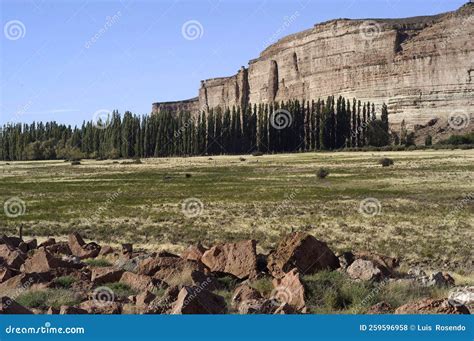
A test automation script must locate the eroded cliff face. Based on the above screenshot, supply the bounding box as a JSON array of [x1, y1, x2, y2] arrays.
[[153, 3, 473, 134]]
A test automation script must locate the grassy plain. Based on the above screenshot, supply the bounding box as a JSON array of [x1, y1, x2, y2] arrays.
[[0, 150, 473, 276]]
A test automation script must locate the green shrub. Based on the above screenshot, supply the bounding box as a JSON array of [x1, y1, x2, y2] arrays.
[[53, 276, 76, 289], [303, 271, 374, 313], [249, 277, 273, 297], [16, 289, 80, 308], [102, 282, 136, 298], [438, 133, 474, 145], [84, 258, 112, 267], [378, 158, 394, 167], [316, 168, 330, 179]]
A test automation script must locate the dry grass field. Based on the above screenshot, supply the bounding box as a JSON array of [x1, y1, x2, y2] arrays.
[[1, 149, 473, 280]]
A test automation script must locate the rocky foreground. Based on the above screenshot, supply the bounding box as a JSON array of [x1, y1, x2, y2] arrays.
[[0, 232, 471, 314]]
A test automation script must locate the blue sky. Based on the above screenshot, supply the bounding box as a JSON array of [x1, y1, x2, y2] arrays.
[[0, 0, 467, 126]]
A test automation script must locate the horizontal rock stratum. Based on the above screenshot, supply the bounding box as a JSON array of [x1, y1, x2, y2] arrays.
[[153, 3, 473, 134]]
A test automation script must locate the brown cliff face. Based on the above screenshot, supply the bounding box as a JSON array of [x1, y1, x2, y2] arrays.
[[153, 3, 473, 135]]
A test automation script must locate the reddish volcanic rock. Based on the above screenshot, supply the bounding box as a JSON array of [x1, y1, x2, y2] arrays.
[[395, 298, 470, 314], [267, 232, 339, 278], [170, 286, 227, 314], [201, 240, 258, 279], [272, 268, 306, 311]]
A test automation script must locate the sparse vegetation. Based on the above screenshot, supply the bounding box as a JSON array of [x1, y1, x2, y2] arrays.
[[316, 168, 330, 179], [84, 258, 112, 267], [53, 275, 76, 289], [0, 150, 472, 273], [16, 289, 80, 309], [103, 282, 136, 299]]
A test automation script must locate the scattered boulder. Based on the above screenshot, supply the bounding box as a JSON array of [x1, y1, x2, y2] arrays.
[[448, 286, 474, 311], [0, 244, 26, 270], [420, 272, 455, 287], [0, 272, 52, 292], [47, 306, 60, 314], [271, 268, 306, 311], [68, 232, 100, 259], [22, 249, 82, 273], [267, 232, 339, 278], [91, 268, 124, 285], [38, 238, 56, 248], [79, 300, 122, 314], [59, 305, 88, 314], [367, 302, 393, 314], [135, 290, 156, 306], [0, 296, 33, 314], [99, 246, 114, 256], [122, 244, 133, 258], [395, 298, 470, 314], [120, 272, 161, 292], [354, 252, 398, 276], [45, 242, 72, 256], [237, 299, 276, 314], [181, 243, 207, 262], [338, 251, 355, 269], [0, 266, 14, 283], [273, 303, 298, 314], [201, 240, 258, 279], [232, 284, 262, 306], [347, 259, 384, 281], [170, 286, 227, 314], [25, 239, 37, 251]]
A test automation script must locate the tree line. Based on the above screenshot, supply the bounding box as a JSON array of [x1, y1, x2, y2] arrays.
[[0, 96, 390, 161]]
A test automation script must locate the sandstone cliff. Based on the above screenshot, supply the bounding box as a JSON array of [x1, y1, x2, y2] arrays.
[[153, 3, 473, 137]]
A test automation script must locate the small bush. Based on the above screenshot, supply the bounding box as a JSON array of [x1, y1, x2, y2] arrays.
[[378, 158, 394, 167], [70, 160, 81, 166], [252, 151, 264, 157], [249, 277, 273, 297], [53, 276, 76, 289], [316, 168, 330, 179], [103, 282, 136, 298], [84, 258, 112, 267], [16, 289, 80, 308]]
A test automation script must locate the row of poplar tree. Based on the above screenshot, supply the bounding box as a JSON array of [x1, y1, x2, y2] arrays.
[[0, 96, 390, 161]]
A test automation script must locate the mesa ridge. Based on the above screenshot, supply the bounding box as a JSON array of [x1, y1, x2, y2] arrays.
[[152, 3, 473, 136]]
